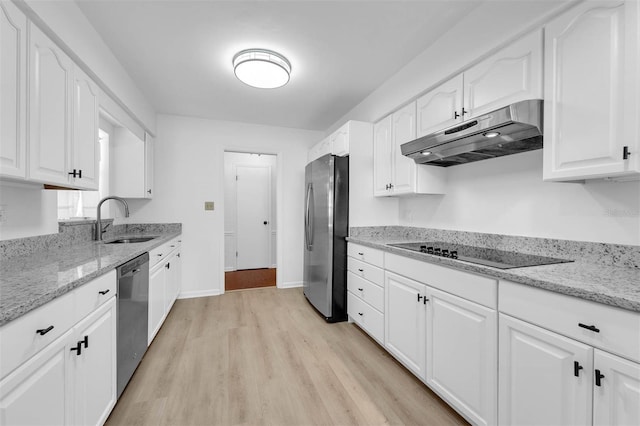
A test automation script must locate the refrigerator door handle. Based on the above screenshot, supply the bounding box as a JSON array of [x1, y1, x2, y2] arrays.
[[305, 183, 312, 250], [308, 183, 315, 249]]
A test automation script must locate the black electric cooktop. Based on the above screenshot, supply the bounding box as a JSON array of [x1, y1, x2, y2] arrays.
[[387, 242, 573, 269]]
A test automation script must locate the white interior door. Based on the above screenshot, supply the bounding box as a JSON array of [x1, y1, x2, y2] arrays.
[[236, 165, 271, 270]]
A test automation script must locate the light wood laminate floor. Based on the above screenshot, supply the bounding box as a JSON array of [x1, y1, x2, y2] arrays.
[[106, 288, 467, 426]]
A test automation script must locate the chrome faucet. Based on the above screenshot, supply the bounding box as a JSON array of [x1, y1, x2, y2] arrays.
[[95, 196, 130, 241]]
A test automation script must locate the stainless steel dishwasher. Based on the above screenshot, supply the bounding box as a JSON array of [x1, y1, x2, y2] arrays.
[[116, 252, 149, 398]]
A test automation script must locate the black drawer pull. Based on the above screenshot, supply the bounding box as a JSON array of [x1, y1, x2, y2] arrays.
[[165, 262, 171, 269], [357, 288, 363, 291], [98, 289, 110, 295], [157, 253, 163, 257], [578, 323, 600, 333], [36, 326, 54, 335], [358, 252, 364, 256], [574, 361, 583, 377], [358, 268, 363, 272], [358, 312, 363, 316], [82, 335, 89, 349], [595, 369, 605, 386]]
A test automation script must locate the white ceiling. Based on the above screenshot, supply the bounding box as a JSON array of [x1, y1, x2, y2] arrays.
[[77, 0, 482, 131]]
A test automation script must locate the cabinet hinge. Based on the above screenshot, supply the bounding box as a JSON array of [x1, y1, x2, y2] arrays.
[[623, 146, 631, 160]]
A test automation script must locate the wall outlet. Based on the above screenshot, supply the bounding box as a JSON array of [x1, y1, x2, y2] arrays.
[[204, 201, 215, 211]]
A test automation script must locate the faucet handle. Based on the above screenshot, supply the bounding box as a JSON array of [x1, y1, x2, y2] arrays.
[[101, 223, 111, 234]]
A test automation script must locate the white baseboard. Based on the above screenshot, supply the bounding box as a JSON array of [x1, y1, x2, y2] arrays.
[[178, 289, 222, 299], [224, 267, 236, 272], [278, 281, 303, 289]]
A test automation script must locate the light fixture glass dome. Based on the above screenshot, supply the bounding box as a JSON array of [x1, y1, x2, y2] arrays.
[[233, 49, 291, 89]]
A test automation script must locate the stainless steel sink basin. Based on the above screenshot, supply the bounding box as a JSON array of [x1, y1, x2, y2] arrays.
[[105, 237, 157, 244]]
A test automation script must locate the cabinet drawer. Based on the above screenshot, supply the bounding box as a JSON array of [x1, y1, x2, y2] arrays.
[[385, 253, 497, 308], [348, 291, 384, 344], [347, 257, 384, 287], [500, 280, 640, 363], [75, 270, 117, 323], [0, 291, 75, 379], [149, 242, 170, 267], [347, 272, 384, 312], [347, 243, 384, 267]]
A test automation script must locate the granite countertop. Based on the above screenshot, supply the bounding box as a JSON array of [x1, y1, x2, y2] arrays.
[[0, 231, 181, 326], [347, 236, 640, 313]]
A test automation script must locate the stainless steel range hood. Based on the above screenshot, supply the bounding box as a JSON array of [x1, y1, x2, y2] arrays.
[[401, 99, 543, 167]]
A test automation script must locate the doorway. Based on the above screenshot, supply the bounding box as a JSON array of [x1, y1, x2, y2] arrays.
[[224, 152, 277, 291]]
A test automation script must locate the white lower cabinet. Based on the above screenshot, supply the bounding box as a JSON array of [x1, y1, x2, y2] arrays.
[[426, 287, 497, 426], [499, 313, 593, 426], [0, 297, 116, 426], [384, 271, 426, 381], [593, 349, 640, 426], [148, 261, 167, 345]]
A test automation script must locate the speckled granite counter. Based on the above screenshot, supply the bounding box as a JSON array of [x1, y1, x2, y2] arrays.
[[0, 224, 181, 326], [347, 230, 640, 313]]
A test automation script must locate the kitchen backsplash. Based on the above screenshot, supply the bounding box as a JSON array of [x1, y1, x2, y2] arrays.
[[0, 221, 181, 260], [350, 226, 640, 269]]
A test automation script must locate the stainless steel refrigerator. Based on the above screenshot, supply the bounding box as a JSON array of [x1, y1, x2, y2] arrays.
[[303, 154, 349, 322]]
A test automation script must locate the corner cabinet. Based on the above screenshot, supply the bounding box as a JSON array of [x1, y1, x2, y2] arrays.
[[543, 0, 640, 181], [0, 1, 27, 179], [373, 103, 447, 197]]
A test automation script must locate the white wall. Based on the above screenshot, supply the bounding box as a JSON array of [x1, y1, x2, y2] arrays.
[[224, 152, 278, 270], [325, 0, 640, 246], [122, 115, 322, 298], [0, 182, 58, 240]]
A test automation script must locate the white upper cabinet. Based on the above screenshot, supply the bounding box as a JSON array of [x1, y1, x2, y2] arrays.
[[416, 29, 542, 139], [374, 103, 447, 197], [543, 0, 639, 181], [464, 29, 543, 119], [373, 115, 393, 196], [308, 136, 331, 163], [391, 102, 417, 194], [417, 74, 464, 137], [330, 123, 349, 157], [0, 2, 27, 179], [71, 67, 99, 190], [28, 23, 73, 186], [112, 128, 153, 198]]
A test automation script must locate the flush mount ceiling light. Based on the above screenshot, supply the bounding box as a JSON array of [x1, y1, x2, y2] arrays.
[[233, 49, 291, 89]]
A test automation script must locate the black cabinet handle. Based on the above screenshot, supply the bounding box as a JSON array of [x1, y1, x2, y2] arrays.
[[78, 169, 82, 178], [462, 108, 468, 116], [358, 252, 364, 256], [454, 111, 460, 119], [70, 341, 82, 356], [595, 369, 605, 386], [574, 361, 583, 377], [98, 289, 110, 295], [417, 294, 423, 302], [82, 335, 88, 349], [170, 245, 176, 248], [147, 189, 152, 194], [165, 262, 171, 269], [357, 288, 363, 291], [358, 312, 363, 316], [423, 297, 429, 304], [358, 268, 363, 272], [157, 253, 163, 257], [578, 323, 600, 333], [36, 325, 54, 336], [68, 169, 77, 177], [177, 253, 181, 258]]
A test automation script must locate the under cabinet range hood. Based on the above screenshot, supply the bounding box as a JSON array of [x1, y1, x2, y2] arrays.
[[401, 99, 543, 167]]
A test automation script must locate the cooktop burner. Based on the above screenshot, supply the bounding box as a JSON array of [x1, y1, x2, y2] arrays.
[[387, 242, 573, 269]]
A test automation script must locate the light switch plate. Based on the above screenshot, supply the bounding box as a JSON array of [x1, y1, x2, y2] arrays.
[[204, 201, 215, 211]]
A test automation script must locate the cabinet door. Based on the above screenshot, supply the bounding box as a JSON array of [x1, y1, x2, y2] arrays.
[[391, 102, 416, 195], [28, 24, 72, 186], [165, 253, 178, 312], [71, 67, 99, 190], [416, 74, 463, 137], [330, 123, 349, 156], [373, 115, 393, 197], [0, 329, 72, 426], [0, 2, 27, 179], [112, 127, 146, 198], [499, 314, 593, 426], [72, 298, 116, 426], [463, 29, 542, 119], [148, 264, 166, 345], [384, 271, 426, 380], [593, 349, 640, 426], [426, 288, 497, 426], [144, 133, 154, 198], [543, 0, 636, 180]]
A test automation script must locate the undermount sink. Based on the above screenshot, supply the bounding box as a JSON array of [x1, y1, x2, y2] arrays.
[[104, 236, 157, 244]]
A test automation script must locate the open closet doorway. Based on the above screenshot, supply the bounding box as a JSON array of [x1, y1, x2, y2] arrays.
[[224, 151, 277, 291]]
